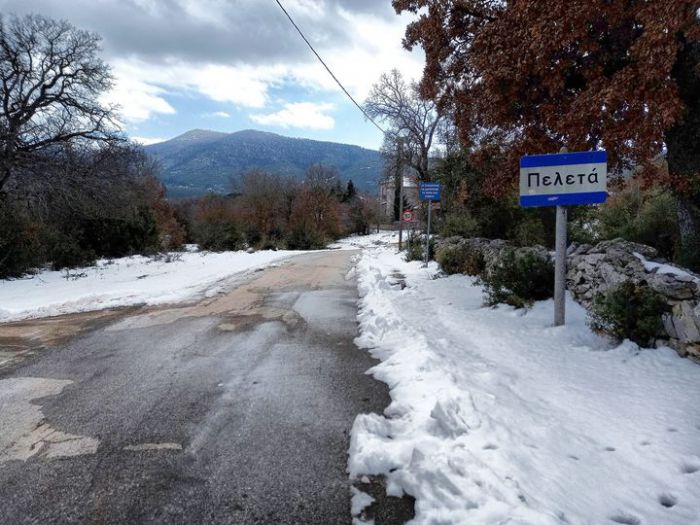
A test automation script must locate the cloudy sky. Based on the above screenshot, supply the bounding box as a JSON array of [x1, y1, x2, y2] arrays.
[[0, 0, 424, 149]]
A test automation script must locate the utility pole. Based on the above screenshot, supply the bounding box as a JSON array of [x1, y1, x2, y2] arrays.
[[397, 138, 405, 251], [377, 182, 383, 234]]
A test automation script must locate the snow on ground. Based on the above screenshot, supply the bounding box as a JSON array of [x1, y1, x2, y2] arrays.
[[329, 230, 399, 250], [349, 244, 700, 525], [0, 230, 399, 322], [0, 249, 307, 322]]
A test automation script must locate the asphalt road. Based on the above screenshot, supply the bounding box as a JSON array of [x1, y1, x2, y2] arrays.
[[0, 250, 413, 524]]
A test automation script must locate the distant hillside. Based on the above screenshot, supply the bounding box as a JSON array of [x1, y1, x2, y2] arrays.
[[144, 129, 383, 198]]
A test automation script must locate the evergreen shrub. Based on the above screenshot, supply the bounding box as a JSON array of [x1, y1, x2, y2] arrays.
[[588, 280, 667, 347], [435, 243, 485, 276], [480, 248, 554, 308]]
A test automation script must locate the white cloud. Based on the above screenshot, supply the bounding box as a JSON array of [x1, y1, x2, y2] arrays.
[[108, 59, 288, 122], [192, 64, 286, 108], [285, 0, 325, 20], [288, 9, 424, 100], [102, 5, 424, 128], [103, 75, 176, 123], [207, 111, 231, 118], [250, 102, 335, 130]]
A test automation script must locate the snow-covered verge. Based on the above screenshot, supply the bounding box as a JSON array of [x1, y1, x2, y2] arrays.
[[329, 230, 399, 250], [0, 231, 399, 323], [349, 245, 700, 524], [0, 249, 307, 322]]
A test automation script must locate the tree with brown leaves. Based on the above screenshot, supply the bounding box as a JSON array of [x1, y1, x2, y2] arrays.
[[395, 0, 699, 264]]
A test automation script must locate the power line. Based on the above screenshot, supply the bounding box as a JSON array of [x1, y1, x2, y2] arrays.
[[273, 0, 386, 135]]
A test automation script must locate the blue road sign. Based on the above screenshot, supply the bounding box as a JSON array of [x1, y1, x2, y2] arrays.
[[519, 151, 607, 207], [419, 182, 441, 201]]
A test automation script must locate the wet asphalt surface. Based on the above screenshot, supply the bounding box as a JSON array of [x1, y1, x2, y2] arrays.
[[0, 251, 414, 524]]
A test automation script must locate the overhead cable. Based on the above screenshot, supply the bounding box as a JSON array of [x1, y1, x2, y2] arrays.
[[273, 0, 386, 135]]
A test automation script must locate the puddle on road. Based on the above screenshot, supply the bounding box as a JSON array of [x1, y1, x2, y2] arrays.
[[292, 290, 357, 338]]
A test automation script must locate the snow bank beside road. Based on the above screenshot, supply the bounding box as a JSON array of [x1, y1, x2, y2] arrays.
[[350, 245, 700, 524], [0, 231, 399, 322], [0, 249, 305, 322], [329, 230, 399, 250]]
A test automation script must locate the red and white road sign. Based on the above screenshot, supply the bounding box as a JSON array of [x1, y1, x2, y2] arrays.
[[402, 210, 414, 222]]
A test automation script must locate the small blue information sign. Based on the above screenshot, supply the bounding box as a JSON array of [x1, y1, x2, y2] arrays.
[[519, 151, 607, 208], [419, 182, 441, 202]]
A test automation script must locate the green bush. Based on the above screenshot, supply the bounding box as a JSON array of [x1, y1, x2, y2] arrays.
[[195, 221, 244, 252], [286, 225, 326, 250], [435, 243, 486, 276], [568, 205, 601, 245], [0, 202, 44, 278], [588, 281, 667, 347], [480, 248, 554, 308], [599, 185, 679, 260], [439, 210, 480, 238], [78, 207, 159, 259], [244, 223, 264, 248], [404, 233, 434, 262], [509, 215, 546, 247], [404, 233, 424, 262], [46, 230, 96, 270]]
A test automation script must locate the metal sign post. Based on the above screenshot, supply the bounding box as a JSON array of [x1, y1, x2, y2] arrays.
[[554, 205, 567, 326], [425, 201, 433, 267], [519, 150, 607, 326], [419, 182, 441, 267]]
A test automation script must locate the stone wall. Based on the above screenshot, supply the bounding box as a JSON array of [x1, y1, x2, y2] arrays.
[[436, 236, 700, 361], [567, 239, 700, 360], [436, 237, 549, 274]]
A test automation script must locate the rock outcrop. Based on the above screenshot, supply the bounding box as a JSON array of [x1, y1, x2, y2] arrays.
[[567, 239, 700, 360]]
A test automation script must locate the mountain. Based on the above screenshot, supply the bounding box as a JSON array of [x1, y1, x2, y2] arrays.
[[144, 129, 383, 198]]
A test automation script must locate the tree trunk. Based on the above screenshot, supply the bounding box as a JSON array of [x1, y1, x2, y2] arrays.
[[675, 196, 700, 268], [666, 37, 700, 270], [393, 181, 400, 221], [0, 160, 12, 195]]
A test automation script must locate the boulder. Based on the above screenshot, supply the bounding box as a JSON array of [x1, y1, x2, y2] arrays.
[[670, 302, 700, 343]]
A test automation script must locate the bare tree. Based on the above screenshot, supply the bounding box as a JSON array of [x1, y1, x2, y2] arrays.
[[28, 143, 159, 225], [304, 164, 340, 193], [364, 69, 442, 182], [0, 14, 121, 194]]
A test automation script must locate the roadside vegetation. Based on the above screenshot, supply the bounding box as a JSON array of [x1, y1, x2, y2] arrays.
[[365, 2, 698, 346], [177, 167, 377, 253], [0, 14, 376, 279], [0, 14, 185, 278], [589, 281, 669, 348], [368, 2, 699, 271]]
